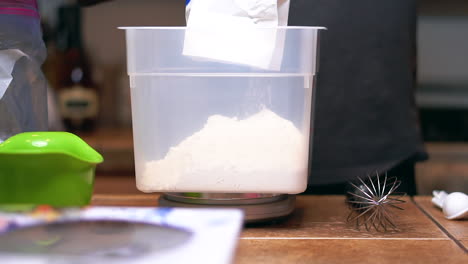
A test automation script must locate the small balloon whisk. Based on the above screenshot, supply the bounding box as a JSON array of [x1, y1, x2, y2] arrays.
[[346, 172, 406, 232]]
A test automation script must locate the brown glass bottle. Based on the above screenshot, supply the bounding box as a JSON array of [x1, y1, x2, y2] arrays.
[[56, 4, 99, 132]]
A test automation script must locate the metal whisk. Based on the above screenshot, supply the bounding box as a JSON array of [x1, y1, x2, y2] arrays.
[[346, 172, 406, 232]]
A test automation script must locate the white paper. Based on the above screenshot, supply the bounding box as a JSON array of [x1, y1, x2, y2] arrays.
[[183, 0, 290, 70], [277, 0, 290, 26], [0, 49, 27, 99], [0, 207, 244, 264]]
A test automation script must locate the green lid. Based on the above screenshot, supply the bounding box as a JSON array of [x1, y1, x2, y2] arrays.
[[0, 132, 103, 164]]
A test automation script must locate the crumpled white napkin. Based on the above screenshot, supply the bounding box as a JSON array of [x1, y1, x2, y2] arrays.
[[432, 190, 468, 220]]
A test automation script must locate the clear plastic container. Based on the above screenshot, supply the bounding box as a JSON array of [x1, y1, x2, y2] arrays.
[[121, 26, 324, 194]]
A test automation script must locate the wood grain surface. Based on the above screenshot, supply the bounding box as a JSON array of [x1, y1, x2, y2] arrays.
[[235, 239, 467, 264], [90, 177, 468, 263], [242, 196, 448, 239], [414, 196, 468, 251]]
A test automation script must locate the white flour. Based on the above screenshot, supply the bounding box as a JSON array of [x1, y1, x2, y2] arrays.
[[138, 109, 308, 194]]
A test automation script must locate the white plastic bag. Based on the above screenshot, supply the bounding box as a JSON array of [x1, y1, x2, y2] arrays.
[[0, 14, 48, 142]]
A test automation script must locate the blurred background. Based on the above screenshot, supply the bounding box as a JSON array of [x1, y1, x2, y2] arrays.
[[36, 0, 468, 194]]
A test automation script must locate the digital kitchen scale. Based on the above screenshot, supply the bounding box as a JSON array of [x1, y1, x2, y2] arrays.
[[159, 193, 296, 224]]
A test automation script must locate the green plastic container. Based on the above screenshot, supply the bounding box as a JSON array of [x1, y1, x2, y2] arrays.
[[0, 132, 103, 207]]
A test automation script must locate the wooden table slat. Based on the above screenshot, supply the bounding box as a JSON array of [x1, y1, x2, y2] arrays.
[[413, 196, 468, 240], [235, 239, 467, 264], [241, 195, 448, 239]]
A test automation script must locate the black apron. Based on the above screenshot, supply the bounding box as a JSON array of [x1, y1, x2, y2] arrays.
[[289, 0, 427, 185]]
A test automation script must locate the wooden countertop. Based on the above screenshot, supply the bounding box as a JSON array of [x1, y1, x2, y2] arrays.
[[92, 177, 467, 264], [414, 196, 468, 250]]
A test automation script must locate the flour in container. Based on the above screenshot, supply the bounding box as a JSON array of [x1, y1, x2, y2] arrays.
[[138, 108, 309, 194]]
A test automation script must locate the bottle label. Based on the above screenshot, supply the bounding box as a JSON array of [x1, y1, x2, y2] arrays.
[[59, 85, 98, 123]]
